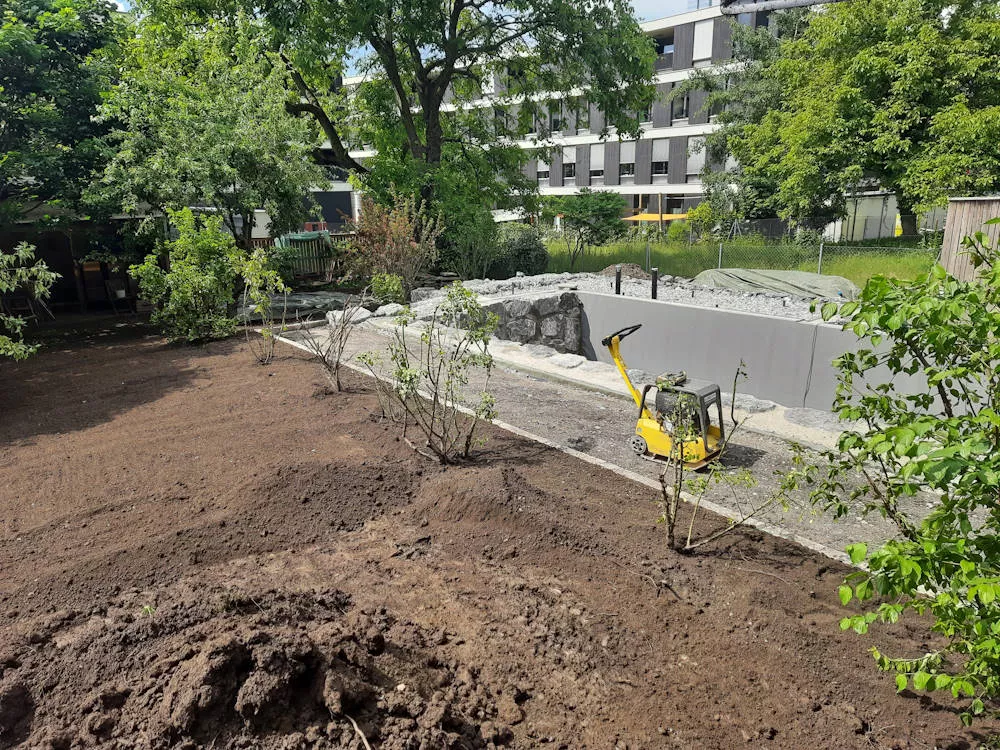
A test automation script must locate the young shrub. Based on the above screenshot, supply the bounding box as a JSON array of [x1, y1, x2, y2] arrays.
[[130, 208, 241, 343], [666, 219, 691, 244], [379, 282, 499, 462], [808, 219, 1000, 725], [656, 363, 804, 552], [298, 292, 371, 392], [438, 209, 500, 280], [0, 243, 59, 360], [239, 246, 290, 365], [371, 273, 404, 305], [350, 193, 442, 300], [488, 223, 549, 279]]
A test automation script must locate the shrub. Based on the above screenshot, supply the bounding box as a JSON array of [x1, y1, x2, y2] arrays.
[[487, 223, 549, 279], [364, 283, 499, 463], [350, 193, 442, 299], [1, 243, 59, 360], [810, 219, 1000, 725], [438, 210, 499, 280], [239, 246, 290, 364], [371, 273, 404, 305], [131, 209, 241, 343], [666, 219, 691, 244]]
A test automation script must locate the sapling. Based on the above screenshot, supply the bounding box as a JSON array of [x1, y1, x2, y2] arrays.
[[299, 292, 371, 392], [239, 246, 289, 365]]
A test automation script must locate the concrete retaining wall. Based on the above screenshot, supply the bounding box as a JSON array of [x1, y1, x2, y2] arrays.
[[578, 291, 922, 410]]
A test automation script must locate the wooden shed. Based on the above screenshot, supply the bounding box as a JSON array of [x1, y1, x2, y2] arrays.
[[940, 197, 1000, 281]]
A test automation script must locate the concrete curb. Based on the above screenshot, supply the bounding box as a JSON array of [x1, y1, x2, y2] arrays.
[[276, 333, 850, 566]]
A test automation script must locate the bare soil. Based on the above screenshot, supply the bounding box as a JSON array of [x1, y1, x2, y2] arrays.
[[0, 326, 993, 749]]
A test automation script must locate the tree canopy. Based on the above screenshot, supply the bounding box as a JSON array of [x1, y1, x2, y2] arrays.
[[688, 2, 1000, 231], [544, 189, 626, 270], [143, 0, 656, 236], [95, 13, 326, 247], [0, 0, 119, 227]]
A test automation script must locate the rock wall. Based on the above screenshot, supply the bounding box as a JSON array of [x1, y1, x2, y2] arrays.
[[483, 293, 582, 354]]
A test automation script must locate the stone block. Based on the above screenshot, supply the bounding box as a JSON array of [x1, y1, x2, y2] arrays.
[[533, 295, 562, 318], [549, 352, 586, 369], [539, 316, 562, 339], [506, 317, 538, 343], [374, 303, 405, 318], [410, 287, 439, 303], [558, 292, 581, 314], [505, 298, 534, 319]]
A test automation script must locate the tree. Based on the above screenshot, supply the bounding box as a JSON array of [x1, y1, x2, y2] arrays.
[[144, 0, 656, 233], [812, 220, 1000, 725], [0, 0, 119, 227], [544, 189, 626, 270], [96, 13, 326, 247], [689, 2, 1000, 232]]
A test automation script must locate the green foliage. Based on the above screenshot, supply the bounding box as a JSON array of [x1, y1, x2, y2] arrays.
[[0, 243, 59, 359], [706, 1, 1000, 225], [0, 0, 119, 226], [686, 203, 717, 241], [368, 283, 499, 463], [96, 12, 325, 246], [131, 209, 241, 343], [370, 273, 404, 305], [665, 220, 691, 245], [437, 208, 500, 281], [543, 190, 626, 271], [350, 194, 443, 299], [238, 247, 290, 364], [144, 0, 654, 233], [811, 219, 1000, 724], [490, 223, 549, 279]]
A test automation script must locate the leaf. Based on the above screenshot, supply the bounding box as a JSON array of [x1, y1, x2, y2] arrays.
[[846, 543, 867, 565], [821, 301, 838, 321], [895, 674, 908, 692], [912, 671, 931, 690], [838, 585, 853, 606]]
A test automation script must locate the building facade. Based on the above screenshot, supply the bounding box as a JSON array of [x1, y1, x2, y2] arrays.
[[310, 1, 769, 227]]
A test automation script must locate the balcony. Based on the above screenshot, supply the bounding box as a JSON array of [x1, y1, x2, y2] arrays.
[[654, 52, 675, 71]]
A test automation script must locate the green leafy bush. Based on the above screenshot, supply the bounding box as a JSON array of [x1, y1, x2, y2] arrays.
[[131, 209, 241, 343], [371, 272, 404, 305], [1, 243, 59, 360], [666, 219, 691, 244], [488, 223, 549, 279], [811, 218, 1000, 725]]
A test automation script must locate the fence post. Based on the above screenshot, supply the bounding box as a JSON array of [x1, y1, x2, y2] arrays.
[[718, 242, 723, 270], [817, 241, 824, 274], [615, 264, 622, 295], [651, 267, 658, 300], [645, 239, 651, 272]]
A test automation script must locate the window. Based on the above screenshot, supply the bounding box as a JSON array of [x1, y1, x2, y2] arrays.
[[562, 146, 577, 181], [652, 139, 669, 181], [654, 33, 674, 70], [693, 19, 714, 67], [619, 141, 636, 184], [549, 101, 564, 133], [640, 103, 652, 123], [672, 90, 689, 122], [686, 136, 705, 183], [537, 159, 550, 184], [737, 12, 753, 26], [575, 98, 590, 133], [590, 144, 605, 184]]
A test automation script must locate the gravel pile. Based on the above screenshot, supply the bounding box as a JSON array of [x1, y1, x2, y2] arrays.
[[410, 272, 823, 321]]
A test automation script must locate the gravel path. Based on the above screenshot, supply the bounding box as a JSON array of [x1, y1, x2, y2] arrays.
[[409, 271, 822, 321], [281, 324, 934, 558]]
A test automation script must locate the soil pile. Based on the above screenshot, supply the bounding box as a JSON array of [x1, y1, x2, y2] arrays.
[[0, 581, 511, 749]]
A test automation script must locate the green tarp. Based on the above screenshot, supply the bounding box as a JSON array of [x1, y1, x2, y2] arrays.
[[691, 268, 860, 300]]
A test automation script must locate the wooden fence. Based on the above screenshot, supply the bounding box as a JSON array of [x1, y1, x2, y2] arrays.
[[940, 197, 1000, 281], [249, 233, 353, 279]]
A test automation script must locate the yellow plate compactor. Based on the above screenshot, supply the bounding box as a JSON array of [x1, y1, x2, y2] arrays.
[[602, 324, 725, 470]]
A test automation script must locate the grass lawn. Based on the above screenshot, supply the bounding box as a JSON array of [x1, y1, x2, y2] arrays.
[[546, 238, 939, 287]]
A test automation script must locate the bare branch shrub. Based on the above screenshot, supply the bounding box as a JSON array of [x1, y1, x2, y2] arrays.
[[240, 246, 289, 365], [297, 292, 371, 391], [365, 282, 498, 463]]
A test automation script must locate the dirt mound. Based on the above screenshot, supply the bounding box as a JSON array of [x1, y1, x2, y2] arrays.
[[0, 580, 511, 749], [599, 263, 650, 280]]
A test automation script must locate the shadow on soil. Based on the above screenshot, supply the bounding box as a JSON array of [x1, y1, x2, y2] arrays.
[[0, 318, 241, 444]]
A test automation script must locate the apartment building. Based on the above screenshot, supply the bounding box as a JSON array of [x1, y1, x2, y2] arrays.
[[313, 0, 769, 228]]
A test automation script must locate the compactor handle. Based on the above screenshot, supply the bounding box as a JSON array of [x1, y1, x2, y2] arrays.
[[601, 324, 642, 347]]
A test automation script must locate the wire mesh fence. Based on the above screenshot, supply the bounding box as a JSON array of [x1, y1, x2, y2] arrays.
[[545, 238, 941, 288]]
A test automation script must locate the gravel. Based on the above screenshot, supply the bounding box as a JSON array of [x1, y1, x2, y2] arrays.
[[409, 272, 823, 321]]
